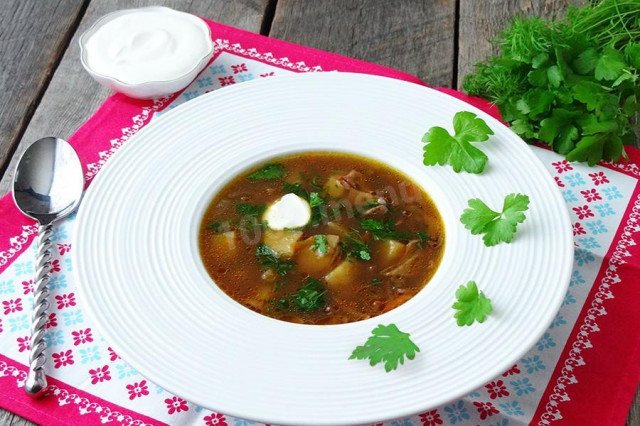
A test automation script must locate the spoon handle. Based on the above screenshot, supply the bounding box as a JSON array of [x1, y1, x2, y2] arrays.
[[25, 223, 53, 397]]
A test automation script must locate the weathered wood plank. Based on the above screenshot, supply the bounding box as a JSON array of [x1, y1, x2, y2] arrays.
[[0, 0, 87, 179], [7, 414, 32, 426], [456, 0, 586, 88], [0, 0, 269, 197], [0, 410, 19, 426], [628, 387, 640, 426], [269, 0, 456, 87]]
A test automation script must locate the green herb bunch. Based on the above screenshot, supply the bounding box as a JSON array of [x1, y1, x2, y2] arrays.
[[463, 0, 640, 165]]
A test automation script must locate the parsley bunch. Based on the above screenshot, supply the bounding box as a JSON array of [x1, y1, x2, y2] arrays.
[[463, 0, 640, 165]]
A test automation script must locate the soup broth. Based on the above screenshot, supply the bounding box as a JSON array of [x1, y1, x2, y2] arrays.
[[198, 152, 445, 324]]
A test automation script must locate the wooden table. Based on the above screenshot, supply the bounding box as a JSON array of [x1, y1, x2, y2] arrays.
[[0, 0, 637, 424]]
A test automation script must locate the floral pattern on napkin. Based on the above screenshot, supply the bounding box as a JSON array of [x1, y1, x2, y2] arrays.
[[1, 40, 639, 426]]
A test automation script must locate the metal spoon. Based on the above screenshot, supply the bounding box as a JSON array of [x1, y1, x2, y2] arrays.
[[12, 137, 84, 397]]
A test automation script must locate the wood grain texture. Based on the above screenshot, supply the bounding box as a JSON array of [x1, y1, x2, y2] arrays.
[[628, 388, 640, 426], [0, 0, 269, 197], [0, 410, 30, 426], [0, 0, 87, 180], [1, 1, 639, 424], [456, 0, 587, 88], [269, 0, 456, 87]]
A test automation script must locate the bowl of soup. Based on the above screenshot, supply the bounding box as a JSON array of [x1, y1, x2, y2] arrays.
[[74, 72, 572, 425], [199, 152, 445, 325]]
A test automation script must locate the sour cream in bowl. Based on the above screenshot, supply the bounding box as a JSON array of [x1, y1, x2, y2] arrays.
[[79, 6, 214, 99]]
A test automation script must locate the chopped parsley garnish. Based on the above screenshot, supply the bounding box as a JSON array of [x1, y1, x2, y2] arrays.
[[452, 281, 493, 326], [309, 192, 330, 225], [282, 184, 331, 226], [416, 231, 430, 248], [207, 221, 224, 233], [283, 182, 309, 199], [311, 234, 329, 254], [339, 232, 371, 261], [235, 203, 266, 217], [422, 111, 494, 174], [292, 277, 326, 312], [349, 324, 420, 372], [460, 193, 530, 246], [360, 218, 411, 241], [247, 163, 286, 180], [371, 278, 383, 286], [255, 244, 295, 276], [271, 277, 326, 312], [309, 192, 324, 208], [235, 203, 266, 233]]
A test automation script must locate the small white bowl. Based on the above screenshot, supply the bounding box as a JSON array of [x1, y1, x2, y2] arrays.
[[79, 7, 214, 100]]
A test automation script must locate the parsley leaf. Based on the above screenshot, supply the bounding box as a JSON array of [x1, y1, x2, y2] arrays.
[[311, 234, 328, 254], [282, 185, 331, 226], [625, 43, 640, 69], [236, 203, 266, 217], [236, 204, 266, 233], [339, 232, 371, 261], [271, 277, 326, 312], [422, 111, 494, 174], [309, 192, 330, 225], [538, 109, 581, 154], [360, 218, 412, 241], [572, 47, 598, 74], [292, 277, 326, 312], [255, 244, 295, 276], [283, 182, 309, 199], [460, 193, 530, 246], [452, 281, 493, 326], [594, 48, 627, 81], [309, 192, 324, 208], [349, 324, 420, 372], [416, 231, 430, 249], [247, 163, 286, 180], [207, 221, 225, 233]]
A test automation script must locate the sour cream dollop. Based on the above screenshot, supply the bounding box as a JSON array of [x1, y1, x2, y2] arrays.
[[263, 193, 312, 230], [83, 8, 212, 84]]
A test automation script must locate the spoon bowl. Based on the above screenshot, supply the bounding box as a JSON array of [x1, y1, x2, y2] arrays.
[[12, 137, 84, 397], [13, 137, 84, 223]]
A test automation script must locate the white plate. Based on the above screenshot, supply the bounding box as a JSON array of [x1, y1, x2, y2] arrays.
[[74, 73, 572, 425]]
